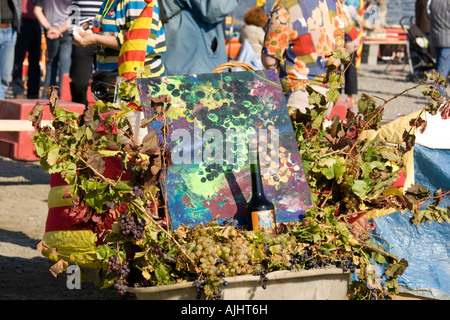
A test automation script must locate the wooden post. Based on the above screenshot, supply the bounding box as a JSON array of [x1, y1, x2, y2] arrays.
[[0, 120, 52, 131]]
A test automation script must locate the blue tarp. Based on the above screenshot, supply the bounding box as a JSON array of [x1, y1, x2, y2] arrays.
[[372, 144, 450, 299]]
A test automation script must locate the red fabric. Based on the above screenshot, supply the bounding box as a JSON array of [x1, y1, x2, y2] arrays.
[[46, 156, 131, 232], [292, 33, 316, 56], [392, 171, 406, 188], [346, 26, 359, 42], [118, 50, 148, 66], [45, 207, 91, 232]]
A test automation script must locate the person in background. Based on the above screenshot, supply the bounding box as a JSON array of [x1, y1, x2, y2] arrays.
[[415, 0, 429, 35], [72, 0, 166, 76], [0, 0, 21, 99], [11, 0, 41, 99], [256, 0, 266, 11], [69, 0, 103, 106], [261, 0, 360, 115], [340, 0, 362, 110], [34, 0, 72, 98], [239, 6, 267, 60], [429, 0, 450, 96], [159, 0, 240, 75], [376, 0, 387, 28]]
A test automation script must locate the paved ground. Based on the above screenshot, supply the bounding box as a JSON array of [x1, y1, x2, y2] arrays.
[[356, 62, 432, 121]]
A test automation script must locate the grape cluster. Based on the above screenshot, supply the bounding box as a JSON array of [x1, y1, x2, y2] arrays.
[[120, 214, 146, 240], [194, 279, 205, 299], [337, 256, 358, 273], [194, 278, 227, 300], [150, 244, 164, 258], [114, 279, 128, 296], [184, 227, 254, 281], [256, 269, 269, 289], [259, 232, 297, 247], [131, 185, 144, 198], [107, 254, 130, 295], [342, 195, 359, 213]]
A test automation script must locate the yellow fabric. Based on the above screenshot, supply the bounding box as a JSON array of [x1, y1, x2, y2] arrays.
[[129, 16, 152, 30], [118, 2, 155, 79], [42, 230, 103, 269], [120, 39, 149, 52], [48, 185, 74, 208], [361, 110, 422, 219]]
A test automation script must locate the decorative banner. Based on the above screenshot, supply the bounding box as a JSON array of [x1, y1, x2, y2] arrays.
[[137, 70, 314, 229], [356, 0, 364, 68], [118, 0, 154, 80]]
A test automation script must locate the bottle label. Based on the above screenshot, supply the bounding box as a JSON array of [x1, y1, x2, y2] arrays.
[[251, 210, 276, 235]]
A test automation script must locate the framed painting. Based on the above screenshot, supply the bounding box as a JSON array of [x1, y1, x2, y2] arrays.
[[136, 69, 314, 229]]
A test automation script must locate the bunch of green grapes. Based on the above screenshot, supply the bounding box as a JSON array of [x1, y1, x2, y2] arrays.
[[259, 231, 298, 247], [184, 230, 254, 279]]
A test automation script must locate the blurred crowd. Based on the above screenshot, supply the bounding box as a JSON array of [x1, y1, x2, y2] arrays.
[[0, 0, 448, 111]]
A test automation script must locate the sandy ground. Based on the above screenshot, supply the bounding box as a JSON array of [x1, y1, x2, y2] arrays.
[[0, 157, 121, 300], [0, 63, 435, 300]]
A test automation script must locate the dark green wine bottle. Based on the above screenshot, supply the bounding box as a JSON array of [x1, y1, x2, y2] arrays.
[[246, 149, 277, 236]]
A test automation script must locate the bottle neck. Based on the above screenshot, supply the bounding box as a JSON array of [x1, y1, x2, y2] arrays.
[[249, 150, 265, 198]]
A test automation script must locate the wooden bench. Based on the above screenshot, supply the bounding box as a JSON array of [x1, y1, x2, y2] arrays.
[[363, 27, 408, 66], [0, 99, 85, 161]]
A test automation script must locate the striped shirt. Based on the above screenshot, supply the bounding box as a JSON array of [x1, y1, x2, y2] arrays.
[[71, 0, 104, 19], [95, 0, 166, 75]]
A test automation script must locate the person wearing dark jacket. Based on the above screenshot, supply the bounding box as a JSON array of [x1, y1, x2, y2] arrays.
[[11, 0, 41, 99], [0, 0, 21, 99], [415, 0, 430, 35], [429, 0, 450, 95], [69, 0, 103, 106]]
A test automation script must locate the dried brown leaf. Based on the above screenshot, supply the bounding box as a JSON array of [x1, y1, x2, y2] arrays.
[[49, 259, 68, 277]]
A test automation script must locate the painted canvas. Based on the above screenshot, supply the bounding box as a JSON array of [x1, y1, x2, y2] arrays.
[[136, 69, 314, 229]]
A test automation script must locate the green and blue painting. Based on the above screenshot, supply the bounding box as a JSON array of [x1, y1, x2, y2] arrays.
[[137, 69, 314, 229]]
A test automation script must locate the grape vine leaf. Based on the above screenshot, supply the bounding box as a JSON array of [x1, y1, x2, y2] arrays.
[[140, 129, 160, 155], [27, 103, 43, 128], [46, 86, 59, 115], [87, 151, 106, 175], [46, 145, 60, 166], [155, 263, 169, 284], [49, 259, 68, 277], [352, 180, 370, 199], [384, 258, 408, 277]]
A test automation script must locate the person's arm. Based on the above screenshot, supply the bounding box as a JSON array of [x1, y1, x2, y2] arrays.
[[72, 29, 121, 51], [58, 17, 71, 34], [261, 53, 279, 70], [337, 0, 360, 54], [33, 4, 51, 30], [33, 5, 57, 37]]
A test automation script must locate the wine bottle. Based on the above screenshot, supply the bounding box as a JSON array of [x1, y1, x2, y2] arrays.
[[246, 148, 277, 236]]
